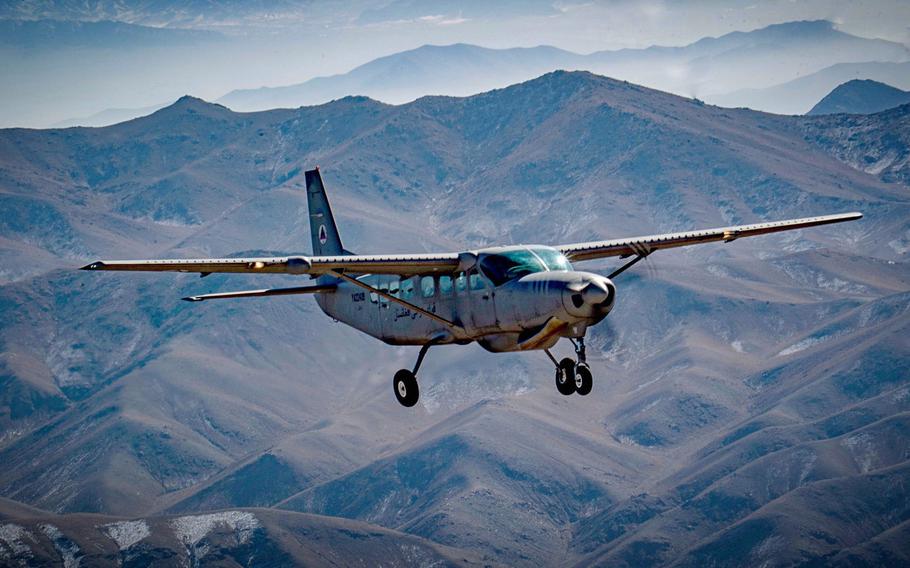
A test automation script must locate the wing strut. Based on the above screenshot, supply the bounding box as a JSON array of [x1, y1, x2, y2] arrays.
[[182, 284, 336, 302], [329, 271, 463, 331], [607, 251, 652, 280]]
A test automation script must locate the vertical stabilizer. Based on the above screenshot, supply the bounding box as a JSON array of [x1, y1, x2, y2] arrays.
[[305, 168, 344, 256]]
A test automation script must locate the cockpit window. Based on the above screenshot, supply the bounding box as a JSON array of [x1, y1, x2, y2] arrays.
[[478, 247, 572, 287], [535, 248, 573, 272]]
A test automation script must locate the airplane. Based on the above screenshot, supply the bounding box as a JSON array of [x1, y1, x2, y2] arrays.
[[82, 167, 862, 407]]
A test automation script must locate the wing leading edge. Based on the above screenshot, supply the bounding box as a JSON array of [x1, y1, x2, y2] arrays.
[[558, 212, 862, 262], [81, 253, 461, 276], [81, 212, 861, 276]]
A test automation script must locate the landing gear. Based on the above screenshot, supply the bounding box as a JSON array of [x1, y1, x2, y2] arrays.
[[555, 358, 576, 395], [546, 337, 594, 396], [574, 364, 593, 396], [393, 343, 432, 407], [393, 369, 419, 407]]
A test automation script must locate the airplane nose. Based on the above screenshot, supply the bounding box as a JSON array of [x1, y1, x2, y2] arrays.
[[564, 277, 616, 315]]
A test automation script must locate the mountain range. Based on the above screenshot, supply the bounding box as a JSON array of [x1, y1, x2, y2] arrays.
[[41, 20, 910, 127], [219, 21, 909, 114], [0, 71, 908, 565]]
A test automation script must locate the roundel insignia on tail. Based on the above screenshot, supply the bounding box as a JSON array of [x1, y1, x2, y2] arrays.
[[318, 224, 328, 245]]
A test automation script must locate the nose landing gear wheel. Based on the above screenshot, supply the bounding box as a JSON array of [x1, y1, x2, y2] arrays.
[[394, 369, 419, 407], [575, 363, 593, 396], [555, 358, 577, 395]]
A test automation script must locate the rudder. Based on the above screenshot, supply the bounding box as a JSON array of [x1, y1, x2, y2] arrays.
[[305, 168, 344, 256]]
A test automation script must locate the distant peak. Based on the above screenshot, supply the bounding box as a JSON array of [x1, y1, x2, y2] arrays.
[[766, 19, 835, 31], [169, 95, 226, 110], [808, 77, 910, 115], [152, 95, 230, 118], [534, 69, 601, 83], [174, 95, 207, 105], [696, 19, 839, 45]]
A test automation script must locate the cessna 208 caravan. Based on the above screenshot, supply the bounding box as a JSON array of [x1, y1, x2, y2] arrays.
[[82, 168, 862, 407]]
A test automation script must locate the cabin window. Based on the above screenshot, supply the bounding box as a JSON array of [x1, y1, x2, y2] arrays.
[[455, 272, 467, 292], [388, 277, 400, 298], [369, 291, 378, 303], [469, 273, 484, 290], [378, 283, 389, 306], [439, 275, 453, 295], [421, 276, 435, 297], [401, 277, 416, 299]]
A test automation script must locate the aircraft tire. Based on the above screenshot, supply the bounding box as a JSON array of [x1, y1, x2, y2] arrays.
[[556, 358, 576, 395], [575, 363, 593, 396], [394, 369, 419, 407]]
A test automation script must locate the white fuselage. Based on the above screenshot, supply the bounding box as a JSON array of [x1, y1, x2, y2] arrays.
[[314, 246, 616, 352]]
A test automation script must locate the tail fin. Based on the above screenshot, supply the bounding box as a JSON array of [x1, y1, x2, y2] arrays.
[[305, 168, 344, 256]]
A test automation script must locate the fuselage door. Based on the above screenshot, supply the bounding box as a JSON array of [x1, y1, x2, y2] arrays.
[[458, 269, 497, 331]]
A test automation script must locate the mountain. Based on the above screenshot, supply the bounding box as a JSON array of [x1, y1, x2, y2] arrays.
[[0, 71, 908, 566], [219, 21, 910, 112], [709, 61, 910, 115], [0, 498, 482, 566], [219, 44, 581, 110], [586, 20, 910, 99], [808, 79, 910, 116]]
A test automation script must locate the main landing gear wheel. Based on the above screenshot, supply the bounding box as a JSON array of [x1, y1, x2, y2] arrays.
[[546, 337, 595, 397], [556, 358, 577, 395], [394, 369, 419, 407], [575, 363, 593, 396], [393, 342, 433, 407]]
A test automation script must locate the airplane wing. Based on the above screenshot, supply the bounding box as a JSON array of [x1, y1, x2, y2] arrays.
[[81, 213, 862, 277], [81, 252, 461, 276], [557, 212, 862, 262]]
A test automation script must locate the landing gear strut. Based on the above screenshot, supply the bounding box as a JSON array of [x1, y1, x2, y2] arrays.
[[546, 337, 593, 396], [393, 343, 432, 407]]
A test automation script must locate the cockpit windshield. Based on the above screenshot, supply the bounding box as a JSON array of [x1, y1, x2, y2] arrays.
[[478, 247, 573, 287]]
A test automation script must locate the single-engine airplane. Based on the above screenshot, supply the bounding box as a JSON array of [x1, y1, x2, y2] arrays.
[[82, 168, 862, 407]]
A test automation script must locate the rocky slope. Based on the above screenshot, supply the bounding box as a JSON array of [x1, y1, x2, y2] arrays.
[[800, 103, 910, 189], [0, 71, 907, 565]]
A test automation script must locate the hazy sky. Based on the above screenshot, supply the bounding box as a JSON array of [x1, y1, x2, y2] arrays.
[[1, 0, 908, 127]]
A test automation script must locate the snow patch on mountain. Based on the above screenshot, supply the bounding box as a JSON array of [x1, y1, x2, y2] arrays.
[[40, 524, 81, 568], [0, 523, 34, 564], [101, 519, 150, 551], [778, 336, 828, 356], [842, 432, 878, 473], [170, 511, 261, 546]]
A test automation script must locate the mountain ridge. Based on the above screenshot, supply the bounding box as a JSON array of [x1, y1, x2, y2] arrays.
[[0, 70, 907, 566], [218, 20, 910, 114]]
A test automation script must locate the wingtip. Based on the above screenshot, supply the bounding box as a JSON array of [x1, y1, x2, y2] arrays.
[[182, 296, 202, 302], [80, 261, 103, 270]]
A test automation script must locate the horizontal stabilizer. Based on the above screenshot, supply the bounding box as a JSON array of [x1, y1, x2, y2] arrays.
[[182, 284, 335, 302]]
